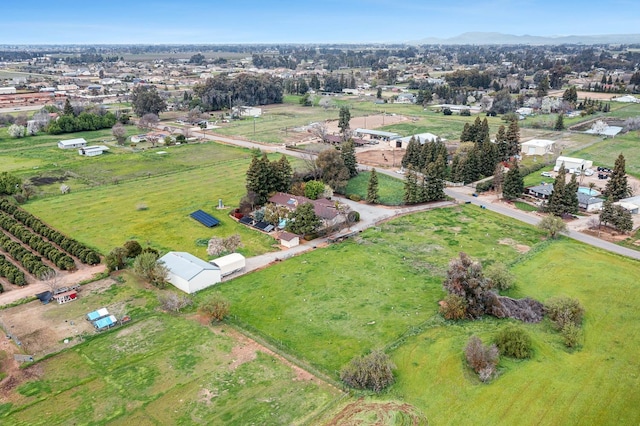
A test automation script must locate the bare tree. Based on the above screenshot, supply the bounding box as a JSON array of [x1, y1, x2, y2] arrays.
[[158, 292, 193, 312], [311, 122, 329, 142], [146, 134, 159, 148], [138, 113, 159, 131], [112, 122, 127, 145], [41, 270, 62, 293]]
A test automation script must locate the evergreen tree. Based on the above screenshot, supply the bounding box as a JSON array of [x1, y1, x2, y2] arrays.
[[403, 169, 420, 204], [505, 119, 520, 158], [479, 139, 498, 178], [460, 123, 473, 142], [536, 75, 550, 97], [495, 125, 509, 161], [422, 157, 446, 201], [603, 154, 631, 201], [401, 136, 420, 169], [554, 114, 565, 131], [63, 98, 74, 116], [479, 118, 490, 145], [286, 202, 321, 235], [366, 168, 380, 204], [564, 173, 579, 214], [341, 139, 358, 177], [502, 161, 524, 200], [463, 148, 481, 183], [273, 155, 292, 193], [376, 87, 382, 99], [338, 106, 351, 140], [546, 164, 567, 216], [245, 153, 272, 205], [310, 74, 321, 90], [451, 155, 463, 183]]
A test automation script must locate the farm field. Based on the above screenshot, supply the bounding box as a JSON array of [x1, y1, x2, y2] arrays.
[[207, 205, 545, 374], [22, 153, 280, 258], [0, 315, 338, 425], [570, 132, 640, 178]]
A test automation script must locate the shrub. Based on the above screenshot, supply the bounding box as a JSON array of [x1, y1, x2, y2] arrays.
[[348, 193, 362, 202], [124, 240, 143, 258], [465, 336, 499, 382], [561, 322, 580, 348], [158, 292, 193, 312], [133, 251, 167, 288], [545, 296, 584, 330], [340, 350, 395, 392], [485, 262, 515, 291], [199, 292, 230, 322], [494, 326, 532, 359], [439, 293, 467, 320]]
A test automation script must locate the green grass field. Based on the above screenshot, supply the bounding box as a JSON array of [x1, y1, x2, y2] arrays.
[[344, 171, 405, 205], [23, 152, 280, 258], [570, 132, 640, 178], [205, 206, 544, 374]]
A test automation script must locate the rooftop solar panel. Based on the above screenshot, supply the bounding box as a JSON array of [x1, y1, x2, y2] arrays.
[[190, 210, 220, 227]]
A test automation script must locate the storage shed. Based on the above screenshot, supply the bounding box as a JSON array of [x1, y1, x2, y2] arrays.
[[521, 139, 555, 156], [159, 251, 221, 294], [554, 156, 593, 172], [210, 253, 246, 277], [58, 138, 87, 149], [278, 231, 300, 248]]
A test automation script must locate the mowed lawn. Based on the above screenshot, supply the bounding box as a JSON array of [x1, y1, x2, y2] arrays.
[[570, 132, 640, 178], [345, 171, 405, 205], [23, 156, 279, 258], [207, 205, 544, 374], [392, 239, 640, 425], [1, 315, 338, 425]]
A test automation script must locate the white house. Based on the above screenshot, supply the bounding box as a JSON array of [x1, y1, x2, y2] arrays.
[[554, 156, 593, 172], [516, 107, 534, 116], [210, 253, 246, 277], [159, 251, 221, 294], [0, 87, 17, 95], [577, 193, 604, 212], [234, 106, 262, 117], [617, 195, 640, 214], [521, 139, 555, 156], [58, 138, 87, 149], [79, 145, 109, 157]]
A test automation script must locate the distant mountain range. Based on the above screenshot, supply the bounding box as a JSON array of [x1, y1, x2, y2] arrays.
[[408, 32, 640, 45]]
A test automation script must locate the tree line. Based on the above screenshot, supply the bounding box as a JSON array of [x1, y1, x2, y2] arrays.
[[193, 73, 284, 111]]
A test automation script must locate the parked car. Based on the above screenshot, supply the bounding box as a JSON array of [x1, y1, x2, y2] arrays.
[[584, 169, 594, 176], [541, 171, 553, 177]]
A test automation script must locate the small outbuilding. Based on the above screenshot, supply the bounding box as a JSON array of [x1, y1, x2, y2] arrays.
[[521, 139, 555, 156], [79, 145, 109, 156], [210, 253, 246, 277], [278, 231, 300, 248], [58, 138, 87, 149], [159, 251, 221, 294], [554, 156, 593, 173]]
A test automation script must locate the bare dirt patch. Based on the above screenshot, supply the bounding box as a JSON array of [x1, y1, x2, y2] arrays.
[[356, 147, 404, 169], [325, 399, 428, 426], [498, 238, 531, 253]]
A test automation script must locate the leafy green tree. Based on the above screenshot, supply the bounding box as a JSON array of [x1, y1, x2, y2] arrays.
[[600, 200, 633, 233], [538, 215, 567, 239], [554, 114, 565, 131], [199, 292, 230, 322], [536, 75, 550, 97], [341, 139, 358, 177], [131, 85, 167, 117], [286, 202, 321, 235], [133, 252, 168, 288], [502, 161, 524, 200], [563, 86, 578, 103], [105, 247, 128, 272], [366, 168, 380, 204], [376, 87, 382, 99], [316, 148, 350, 193], [338, 106, 351, 140], [0, 172, 21, 196], [304, 180, 325, 200], [494, 326, 532, 359], [603, 154, 631, 201]]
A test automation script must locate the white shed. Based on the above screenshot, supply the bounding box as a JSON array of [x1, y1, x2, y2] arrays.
[[79, 145, 109, 156], [521, 139, 555, 156], [554, 156, 593, 172], [159, 251, 221, 294], [58, 138, 87, 149], [210, 253, 246, 277], [278, 231, 300, 248]]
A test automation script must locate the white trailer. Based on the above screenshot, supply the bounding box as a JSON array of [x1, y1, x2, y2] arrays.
[[211, 253, 246, 277]]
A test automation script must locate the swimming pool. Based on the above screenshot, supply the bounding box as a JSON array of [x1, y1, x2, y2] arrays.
[[578, 187, 601, 196]]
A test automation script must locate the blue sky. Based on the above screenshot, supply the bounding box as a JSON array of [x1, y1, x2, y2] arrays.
[[2, 0, 639, 44]]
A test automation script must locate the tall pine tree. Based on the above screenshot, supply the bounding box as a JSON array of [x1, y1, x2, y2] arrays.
[[366, 168, 380, 204], [341, 139, 358, 177], [403, 170, 420, 204], [495, 124, 509, 161], [546, 164, 567, 216], [506, 119, 520, 158], [502, 161, 524, 200], [604, 154, 631, 201]]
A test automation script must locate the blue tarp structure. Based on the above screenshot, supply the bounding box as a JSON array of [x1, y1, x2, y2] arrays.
[[93, 315, 117, 330], [86, 308, 109, 321], [190, 210, 220, 227]]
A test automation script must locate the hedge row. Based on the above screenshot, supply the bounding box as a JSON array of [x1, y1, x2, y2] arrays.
[[0, 212, 75, 270], [0, 200, 100, 265], [0, 254, 26, 286], [0, 234, 52, 278]]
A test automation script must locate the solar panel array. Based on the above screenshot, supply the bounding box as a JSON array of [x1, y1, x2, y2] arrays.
[[190, 210, 220, 227]]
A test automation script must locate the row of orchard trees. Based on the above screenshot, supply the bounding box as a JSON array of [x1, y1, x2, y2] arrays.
[[0, 199, 100, 265]]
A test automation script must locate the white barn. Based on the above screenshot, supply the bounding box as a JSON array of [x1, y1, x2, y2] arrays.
[[159, 251, 221, 294], [58, 138, 87, 149], [554, 156, 593, 172], [210, 253, 246, 277], [79, 145, 109, 156]]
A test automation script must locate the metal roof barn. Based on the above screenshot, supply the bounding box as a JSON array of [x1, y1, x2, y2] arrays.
[[159, 251, 222, 294]]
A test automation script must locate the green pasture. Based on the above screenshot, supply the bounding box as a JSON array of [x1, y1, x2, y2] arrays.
[[23, 154, 279, 258], [392, 239, 640, 425], [206, 206, 544, 374], [345, 171, 405, 205], [570, 132, 640, 178], [2, 314, 337, 425]]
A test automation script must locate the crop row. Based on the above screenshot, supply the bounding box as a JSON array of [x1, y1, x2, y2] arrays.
[[0, 199, 100, 265], [0, 212, 75, 270], [0, 254, 26, 286], [0, 234, 52, 279]]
